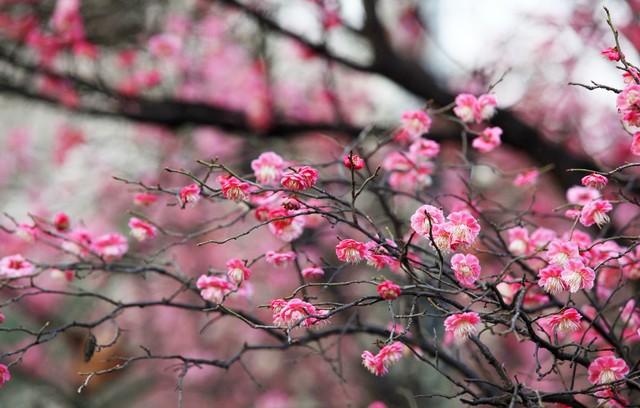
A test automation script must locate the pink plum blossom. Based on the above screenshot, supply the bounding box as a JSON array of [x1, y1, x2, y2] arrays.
[[265, 251, 296, 267], [0, 255, 35, 279], [128, 217, 157, 242], [251, 152, 285, 185], [91, 233, 128, 261], [196, 275, 233, 304], [561, 259, 595, 293], [472, 127, 502, 153], [588, 355, 629, 385], [377, 280, 401, 300], [335, 239, 368, 263], [451, 253, 481, 288], [444, 312, 481, 342]]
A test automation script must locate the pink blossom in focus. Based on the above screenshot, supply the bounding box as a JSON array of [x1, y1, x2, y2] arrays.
[[410, 204, 445, 236], [196, 275, 233, 303], [377, 280, 401, 300], [451, 253, 481, 288], [560, 259, 595, 293], [579, 199, 612, 228], [444, 312, 481, 342], [587, 356, 629, 384], [271, 298, 327, 329], [472, 127, 502, 153], [178, 183, 201, 207], [454, 93, 497, 123], [335, 239, 367, 263], [226, 258, 251, 285], [543, 308, 582, 333], [361, 342, 405, 376], [443, 211, 481, 251], [218, 175, 251, 201], [453, 94, 477, 123], [281, 166, 318, 190], [545, 239, 579, 267], [537, 264, 567, 294]]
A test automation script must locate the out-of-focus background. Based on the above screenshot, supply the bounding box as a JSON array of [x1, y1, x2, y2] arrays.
[[0, 0, 636, 406]]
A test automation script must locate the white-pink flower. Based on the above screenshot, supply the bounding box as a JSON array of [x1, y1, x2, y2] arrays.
[[226, 258, 251, 285], [361, 342, 405, 376], [444, 312, 481, 342], [196, 275, 233, 303], [128, 217, 157, 242], [251, 152, 285, 185], [453, 94, 477, 123], [0, 254, 35, 279], [579, 199, 612, 228], [91, 233, 128, 262], [271, 298, 327, 329], [394, 110, 432, 143], [588, 355, 629, 384], [335, 239, 367, 263], [472, 127, 502, 153], [545, 239, 579, 267], [542, 308, 582, 333], [410, 204, 445, 236], [560, 259, 595, 293], [454, 93, 497, 123], [179, 183, 201, 207], [537, 264, 566, 294], [451, 253, 481, 288], [581, 173, 608, 190], [443, 211, 481, 251]]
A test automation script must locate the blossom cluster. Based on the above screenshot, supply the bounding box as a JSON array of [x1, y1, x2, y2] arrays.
[[385, 110, 440, 191], [361, 342, 405, 376], [453, 93, 502, 153], [271, 298, 328, 329], [410, 205, 481, 253]]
